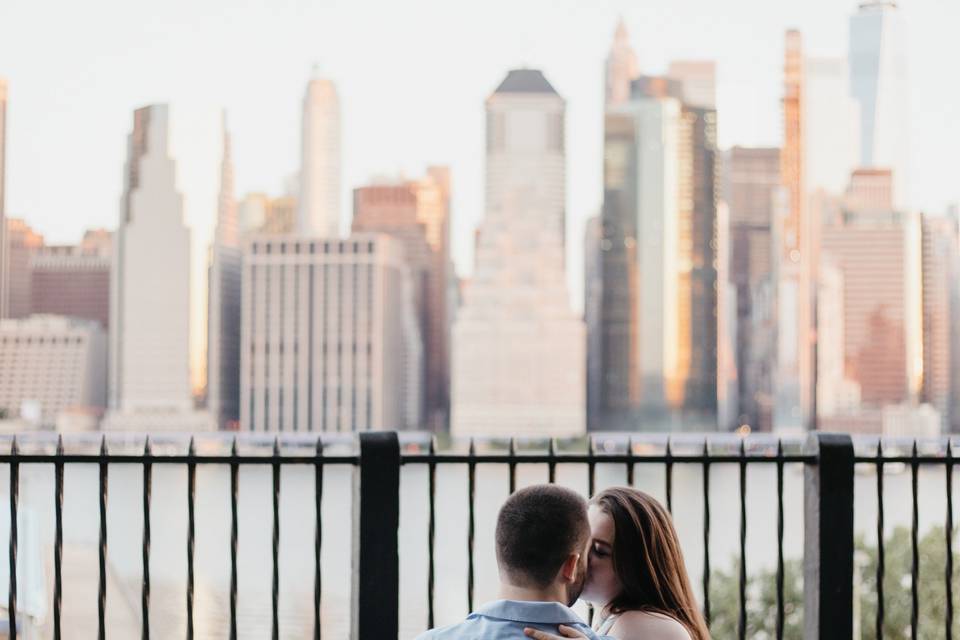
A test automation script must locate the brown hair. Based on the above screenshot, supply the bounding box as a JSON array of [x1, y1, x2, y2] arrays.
[[496, 484, 590, 588], [592, 487, 710, 640]]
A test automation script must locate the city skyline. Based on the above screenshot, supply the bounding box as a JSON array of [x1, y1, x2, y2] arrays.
[[2, 0, 958, 313]]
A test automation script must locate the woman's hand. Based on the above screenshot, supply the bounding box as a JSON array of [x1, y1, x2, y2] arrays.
[[523, 624, 590, 639]]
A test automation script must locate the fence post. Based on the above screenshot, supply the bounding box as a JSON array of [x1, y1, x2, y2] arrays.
[[352, 431, 400, 639], [803, 432, 854, 640]]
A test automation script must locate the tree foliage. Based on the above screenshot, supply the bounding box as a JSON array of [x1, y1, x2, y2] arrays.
[[708, 526, 959, 639]]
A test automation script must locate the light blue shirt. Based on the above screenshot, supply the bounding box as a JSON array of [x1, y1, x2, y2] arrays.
[[414, 599, 609, 640]]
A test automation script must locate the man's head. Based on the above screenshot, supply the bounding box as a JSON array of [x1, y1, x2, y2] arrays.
[[495, 484, 591, 606]]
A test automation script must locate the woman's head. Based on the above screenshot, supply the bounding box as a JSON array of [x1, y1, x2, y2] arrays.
[[581, 487, 710, 640]]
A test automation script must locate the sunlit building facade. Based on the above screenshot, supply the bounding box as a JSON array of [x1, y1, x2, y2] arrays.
[[776, 29, 815, 432], [352, 167, 451, 430], [598, 72, 719, 431]]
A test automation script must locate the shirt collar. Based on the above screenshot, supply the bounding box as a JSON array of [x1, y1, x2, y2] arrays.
[[472, 599, 587, 625]]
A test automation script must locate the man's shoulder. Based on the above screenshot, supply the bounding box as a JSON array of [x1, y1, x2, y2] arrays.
[[412, 619, 486, 639]]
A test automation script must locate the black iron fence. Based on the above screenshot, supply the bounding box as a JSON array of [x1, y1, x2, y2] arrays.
[[0, 431, 952, 639]]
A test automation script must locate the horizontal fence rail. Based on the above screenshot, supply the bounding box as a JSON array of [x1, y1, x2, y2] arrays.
[[5, 431, 954, 639]]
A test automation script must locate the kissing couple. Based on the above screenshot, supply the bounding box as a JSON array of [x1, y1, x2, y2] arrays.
[[416, 484, 710, 639]]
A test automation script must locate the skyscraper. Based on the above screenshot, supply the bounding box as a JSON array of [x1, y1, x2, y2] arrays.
[[921, 213, 960, 431], [725, 146, 781, 431], [208, 114, 242, 430], [716, 201, 739, 431], [240, 235, 422, 432], [106, 105, 211, 431], [816, 259, 862, 417], [0, 78, 7, 319], [776, 30, 815, 432], [805, 58, 860, 197], [605, 19, 639, 106], [667, 61, 717, 109], [587, 22, 640, 430], [584, 214, 603, 430], [299, 69, 341, 237], [352, 167, 451, 429], [451, 69, 585, 436], [598, 71, 719, 431], [820, 172, 922, 409], [849, 1, 909, 207]]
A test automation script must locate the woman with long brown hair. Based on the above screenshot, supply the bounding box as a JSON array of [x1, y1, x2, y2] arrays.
[[524, 487, 710, 640]]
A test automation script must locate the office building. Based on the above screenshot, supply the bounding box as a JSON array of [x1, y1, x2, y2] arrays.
[[241, 234, 422, 431], [451, 69, 585, 436]]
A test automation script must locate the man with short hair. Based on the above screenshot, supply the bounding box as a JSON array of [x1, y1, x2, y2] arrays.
[[416, 484, 605, 639]]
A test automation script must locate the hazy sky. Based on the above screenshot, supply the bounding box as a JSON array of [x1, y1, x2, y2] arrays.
[[2, 0, 958, 309]]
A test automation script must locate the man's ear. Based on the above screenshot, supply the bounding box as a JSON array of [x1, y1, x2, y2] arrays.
[[559, 552, 581, 583]]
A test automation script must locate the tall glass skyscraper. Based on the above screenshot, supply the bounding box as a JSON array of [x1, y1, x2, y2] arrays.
[[208, 114, 242, 430], [599, 73, 719, 431], [849, 0, 909, 207]]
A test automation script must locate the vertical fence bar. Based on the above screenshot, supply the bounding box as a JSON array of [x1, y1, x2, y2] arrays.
[[947, 439, 954, 640], [230, 437, 239, 640], [8, 437, 18, 640], [738, 438, 747, 640], [776, 439, 785, 640], [702, 437, 711, 625], [910, 440, 919, 640], [467, 438, 476, 613], [186, 438, 196, 640], [141, 438, 152, 640], [588, 437, 596, 498], [626, 437, 634, 487], [352, 432, 400, 640], [427, 437, 436, 629], [508, 438, 517, 495], [314, 438, 324, 640], [665, 436, 674, 514], [272, 438, 281, 640], [876, 440, 885, 640], [98, 436, 108, 640], [54, 436, 64, 640], [548, 438, 557, 484], [803, 432, 854, 640]]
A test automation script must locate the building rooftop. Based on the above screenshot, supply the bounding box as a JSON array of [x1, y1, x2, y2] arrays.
[[494, 69, 558, 95]]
